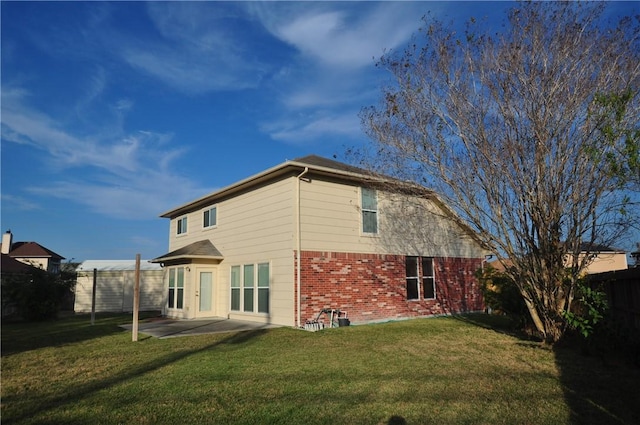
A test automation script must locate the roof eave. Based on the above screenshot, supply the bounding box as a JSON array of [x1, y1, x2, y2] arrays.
[[159, 160, 387, 219], [150, 255, 224, 263]]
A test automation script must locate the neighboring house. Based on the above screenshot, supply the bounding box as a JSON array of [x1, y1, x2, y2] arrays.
[[577, 244, 628, 274], [74, 260, 164, 313], [0, 230, 64, 274], [490, 244, 629, 276], [1, 253, 40, 275], [152, 155, 488, 327]]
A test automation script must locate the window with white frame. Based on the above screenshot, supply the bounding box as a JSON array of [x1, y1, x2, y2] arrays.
[[257, 263, 269, 313], [406, 256, 435, 300], [406, 257, 419, 300], [243, 264, 254, 312], [361, 187, 378, 234], [203, 206, 217, 228], [168, 267, 185, 309], [230, 262, 270, 314], [421, 257, 435, 299], [177, 216, 187, 235], [230, 266, 241, 311]]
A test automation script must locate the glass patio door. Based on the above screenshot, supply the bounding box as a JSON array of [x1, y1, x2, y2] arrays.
[[197, 270, 214, 317]]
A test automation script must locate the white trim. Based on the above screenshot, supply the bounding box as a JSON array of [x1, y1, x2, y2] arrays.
[[405, 256, 436, 301], [229, 261, 271, 315], [176, 215, 188, 236], [202, 205, 218, 230], [360, 187, 379, 235], [194, 266, 216, 318], [406, 256, 420, 300], [296, 167, 309, 328], [421, 257, 436, 300]]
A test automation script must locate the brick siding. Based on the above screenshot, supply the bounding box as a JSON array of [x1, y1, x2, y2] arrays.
[[296, 250, 484, 324]]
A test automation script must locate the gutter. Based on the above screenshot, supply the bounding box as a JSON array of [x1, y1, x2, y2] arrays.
[[296, 167, 309, 328]]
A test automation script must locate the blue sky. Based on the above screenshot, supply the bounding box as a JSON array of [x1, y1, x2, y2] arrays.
[[2, 1, 638, 262]]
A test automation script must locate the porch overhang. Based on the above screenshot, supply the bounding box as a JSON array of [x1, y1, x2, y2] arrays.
[[151, 240, 224, 265]]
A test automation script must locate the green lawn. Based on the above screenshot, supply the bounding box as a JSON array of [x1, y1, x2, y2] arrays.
[[2, 313, 638, 425]]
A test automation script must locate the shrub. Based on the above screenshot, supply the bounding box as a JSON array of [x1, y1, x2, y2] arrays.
[[476, 265, 530, 329], [1, 268, 75, 321], [563, 281, 608, 339]]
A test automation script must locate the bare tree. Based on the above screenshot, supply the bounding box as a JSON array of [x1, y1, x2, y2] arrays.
[[360, 2, 640, 343]]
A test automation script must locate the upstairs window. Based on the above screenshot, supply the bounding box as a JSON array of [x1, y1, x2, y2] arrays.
[[177, 216, 187, 235], [361, 187, 378, 234], [203, 206, 217, 228]]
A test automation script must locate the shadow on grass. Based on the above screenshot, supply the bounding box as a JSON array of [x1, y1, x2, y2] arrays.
[[1, 311, 161, 356], [386, 415, 407, 425], [451, 312, 539, 342], [553, 344, 640, 425], [3, 326, 269, 425], [455, 313, 640, 425]]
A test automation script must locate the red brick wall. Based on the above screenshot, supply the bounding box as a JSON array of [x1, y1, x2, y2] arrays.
[[295, 250, 484, 324]]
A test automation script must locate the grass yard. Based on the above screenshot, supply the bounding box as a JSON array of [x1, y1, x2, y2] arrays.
[[2, 313, 639, 425]]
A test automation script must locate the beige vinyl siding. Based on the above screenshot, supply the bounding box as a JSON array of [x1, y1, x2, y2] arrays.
[[299, 177, 485, 258], [167, 177, 296, 326], [299, 179, 379, 252], [139, 271, 166, 309]]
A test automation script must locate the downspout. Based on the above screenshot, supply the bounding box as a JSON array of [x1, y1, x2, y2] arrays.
[[296, 167, 309, 328]]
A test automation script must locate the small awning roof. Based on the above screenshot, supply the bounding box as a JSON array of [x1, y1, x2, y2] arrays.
[[151, 240, 224, 264]]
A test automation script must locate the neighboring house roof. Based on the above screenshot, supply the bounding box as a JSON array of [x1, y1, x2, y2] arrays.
[[77, 260, 163, 272], [1, 254, 40, 274], [9, 242, 65, 260], [486, 259, 512, 273], [577, 242, 626, 254], [152, 240, 224, 264]]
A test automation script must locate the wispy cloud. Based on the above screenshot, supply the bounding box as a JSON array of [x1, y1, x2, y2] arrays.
[[74, 66, 107, 116], [262, 111, 362, 144], [1, 86, 207, 219], [26, 174, 200, 220], [265, 4, 420, 70], [246, 2, 425, 143], [1, 194, 41, 212], [118, 2, 273, 94]]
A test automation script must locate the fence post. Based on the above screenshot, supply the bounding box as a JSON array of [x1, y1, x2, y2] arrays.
[[91, 268, 97, 325], [132, 254, 141, 342]]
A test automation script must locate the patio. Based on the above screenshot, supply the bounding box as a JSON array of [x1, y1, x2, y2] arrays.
[[120, 317, 281, 338]]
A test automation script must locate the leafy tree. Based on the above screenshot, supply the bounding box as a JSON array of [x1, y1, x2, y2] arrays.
[[590, 90, 640, 193], [562, 282, 608, 340], [2, 268, 76, 321], [476, 265, 529, 328], [360, 2, 639, 343]]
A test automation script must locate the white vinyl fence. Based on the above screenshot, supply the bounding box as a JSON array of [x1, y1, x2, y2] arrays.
[[74, 260, 165, 313]]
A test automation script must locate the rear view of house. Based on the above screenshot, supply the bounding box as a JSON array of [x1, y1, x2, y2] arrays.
[[152, 155, 488, 327]]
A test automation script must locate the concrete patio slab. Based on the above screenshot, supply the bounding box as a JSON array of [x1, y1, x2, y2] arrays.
[[120, 317, 281, 339]]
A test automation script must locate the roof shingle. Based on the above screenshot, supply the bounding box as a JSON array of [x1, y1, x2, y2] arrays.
[[152, 240, 223, 263], [9, 242, 65, 260]]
